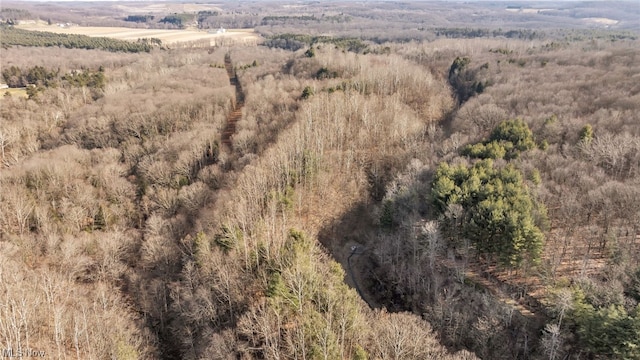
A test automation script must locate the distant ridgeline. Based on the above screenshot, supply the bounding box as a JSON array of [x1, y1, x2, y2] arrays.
[[434, 28, 544, 40], [263, 28, 638, 50], [433, 27, 637, 41], [261, 14, 351, 25], [0, 25, 153, 53], [0, 8, 33, 24]]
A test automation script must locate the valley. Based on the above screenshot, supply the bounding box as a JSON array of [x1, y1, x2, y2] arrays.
[[1, 1, 639, 359]]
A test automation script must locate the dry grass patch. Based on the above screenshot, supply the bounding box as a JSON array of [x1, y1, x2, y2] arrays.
[[1, 88, 28, 99]]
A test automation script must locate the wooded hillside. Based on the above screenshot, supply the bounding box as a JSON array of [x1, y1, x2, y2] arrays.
[[1, 1, 639, 359], [0, 43, 476, 359]]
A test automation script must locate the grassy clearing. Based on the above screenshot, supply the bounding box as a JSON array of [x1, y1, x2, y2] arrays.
[[2, 88, 28, 99]]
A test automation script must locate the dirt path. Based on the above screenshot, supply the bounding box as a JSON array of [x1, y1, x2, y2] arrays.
[[439, 258, 548, 326], [346, 245, 377, 308], [222, 53, 244, 150]]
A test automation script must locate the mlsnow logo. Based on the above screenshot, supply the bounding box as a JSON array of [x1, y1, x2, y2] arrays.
[[1, 348, 46, 358]]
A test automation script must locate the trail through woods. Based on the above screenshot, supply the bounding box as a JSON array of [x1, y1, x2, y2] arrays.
[[222, 53, 244, 150], [347, 245, 376, 308]]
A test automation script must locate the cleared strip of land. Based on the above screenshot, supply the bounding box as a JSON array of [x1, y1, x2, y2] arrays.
[[17, 24, 261, 46]]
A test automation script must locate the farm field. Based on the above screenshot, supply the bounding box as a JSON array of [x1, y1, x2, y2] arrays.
[[16, 23, 261, 46]]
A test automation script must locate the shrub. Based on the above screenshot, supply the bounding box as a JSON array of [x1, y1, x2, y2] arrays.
[[301, 86, 314, 99]]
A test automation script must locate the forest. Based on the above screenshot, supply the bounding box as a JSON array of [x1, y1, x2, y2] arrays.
[[0, 26, 154, 53], [1, 1, 640, 359]]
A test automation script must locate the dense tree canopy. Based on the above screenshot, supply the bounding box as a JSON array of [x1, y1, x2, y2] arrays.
[[159, 13, 195, 28], [0, 26, 152, 52], [265, 33, 368, 53], [434, 120, 545, 267], [124, 15, 155, 23], [571, 290, 640, 359], [432, 159, 545, 267], [448, 56, 488, 104], [462, 119, 537, 160], [2, 65, 59, 88]]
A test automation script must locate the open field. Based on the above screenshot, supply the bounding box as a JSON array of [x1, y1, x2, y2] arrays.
[[16, 23, 262, 46]]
